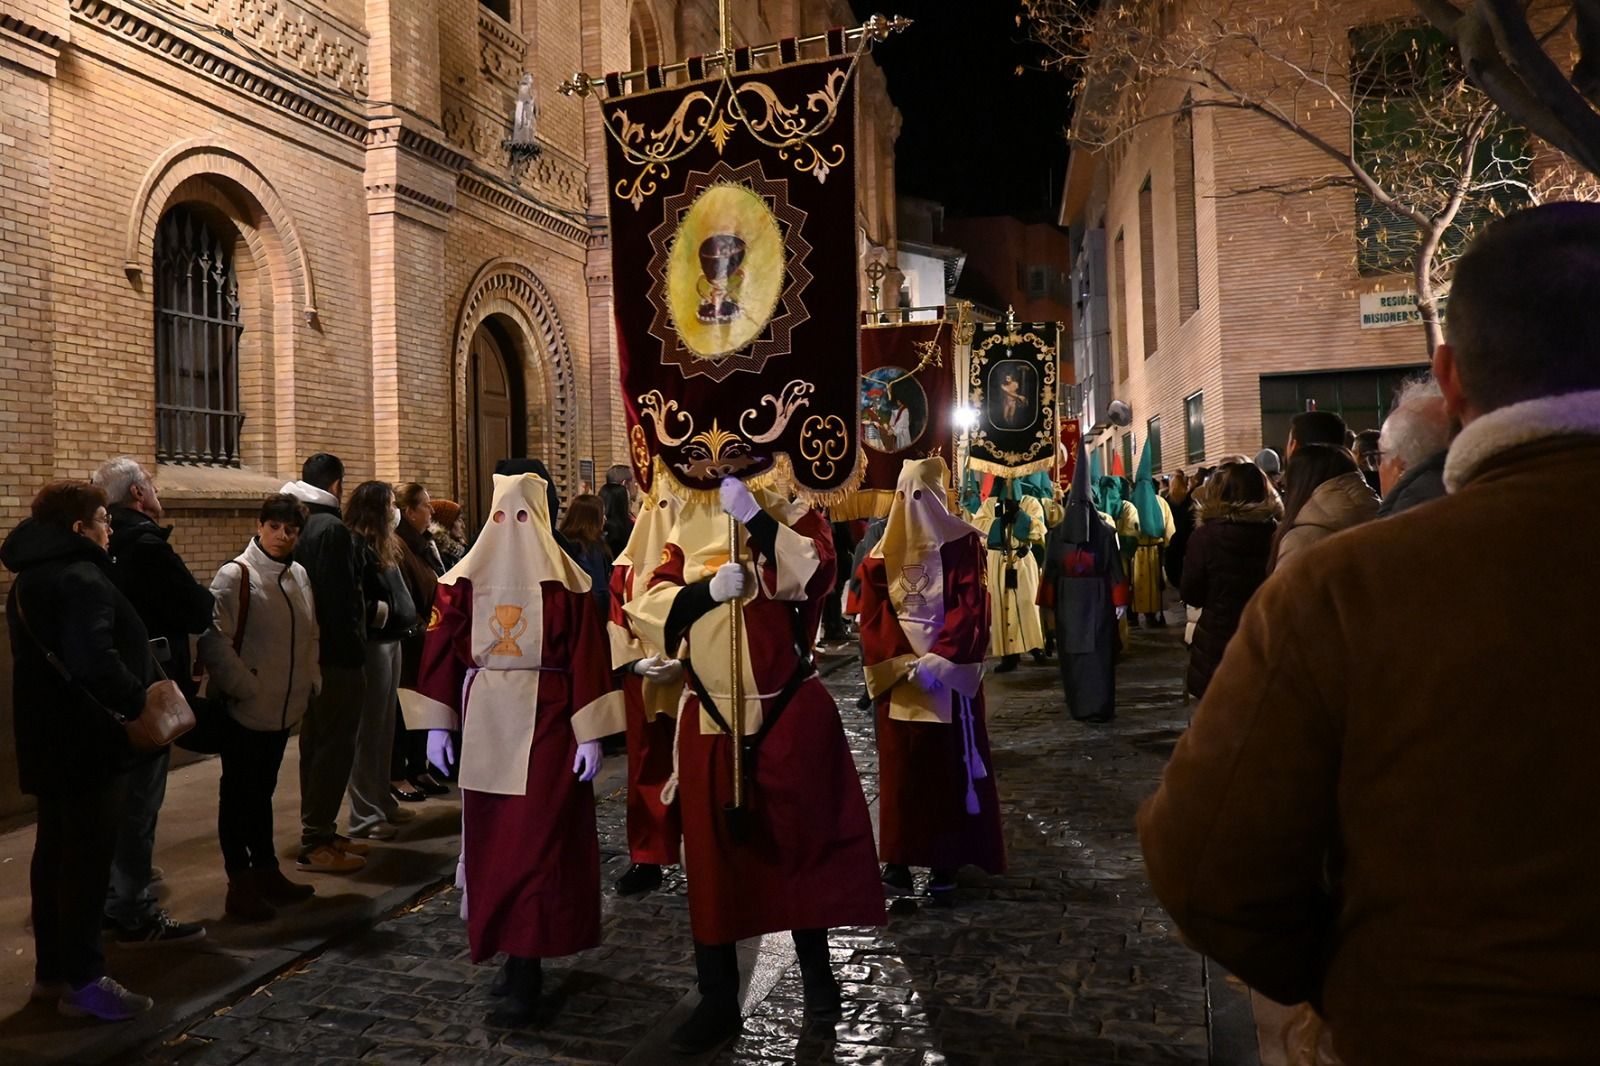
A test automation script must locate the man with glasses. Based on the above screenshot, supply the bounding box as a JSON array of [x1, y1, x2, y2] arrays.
[[91, 457, 213, 947]]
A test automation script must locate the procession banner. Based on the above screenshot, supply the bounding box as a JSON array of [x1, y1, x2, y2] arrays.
[[1059, 417, 1082, 487], [834, 316, 956, 520], [966, 320, 1061, 477], [602, 51, 861, 501]]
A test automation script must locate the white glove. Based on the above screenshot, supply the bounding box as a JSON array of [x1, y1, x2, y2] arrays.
[[572, 739, 602, 782], [636, 656, 684, 683], [719, 476, 761, 523], [427, 730, 457, 776], [709, 562, 748, 603], [1115, 606, 1128, 620]]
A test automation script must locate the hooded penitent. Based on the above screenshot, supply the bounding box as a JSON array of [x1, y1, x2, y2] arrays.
[[1065, 437, 1098, 544], [626, 484, 818, 737], [1098, 476, 1125, 525], [1132, 439, 1165, 539], [609, 481, 686, 719], [866, 458, 981, 723], [404, 473, 604, 795]]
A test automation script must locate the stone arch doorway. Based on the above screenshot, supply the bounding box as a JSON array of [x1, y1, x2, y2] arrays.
[[465, 317, 528, 529], [452, 259, 579, 514]]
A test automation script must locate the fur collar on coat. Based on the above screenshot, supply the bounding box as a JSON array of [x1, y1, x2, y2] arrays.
[[1445, 388, 1600, 492]]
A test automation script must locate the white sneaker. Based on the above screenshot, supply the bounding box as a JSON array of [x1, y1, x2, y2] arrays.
[[348, 821, 398, 840], [58, 976, 153, 1021]]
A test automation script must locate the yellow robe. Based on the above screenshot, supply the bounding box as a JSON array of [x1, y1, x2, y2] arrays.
[[1131, 496, 1176, 616], [972, 496, 1045, 657]]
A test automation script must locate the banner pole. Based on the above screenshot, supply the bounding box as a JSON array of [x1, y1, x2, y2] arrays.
[[726, 513, 746, 828]]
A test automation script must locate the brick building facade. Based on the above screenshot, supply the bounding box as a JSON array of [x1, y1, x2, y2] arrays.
[[0, 0, 899, 813], [1058, 0, 1502, 476]]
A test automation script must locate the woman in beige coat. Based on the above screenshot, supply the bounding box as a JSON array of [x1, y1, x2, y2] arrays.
[[1269, 445, 1379, 573]]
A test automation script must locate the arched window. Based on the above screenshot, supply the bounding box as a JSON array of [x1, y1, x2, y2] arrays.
[[154, 206, 244, 466]]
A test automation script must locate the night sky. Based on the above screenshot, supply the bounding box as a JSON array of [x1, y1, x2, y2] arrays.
[[848, 0, 1073, 220]]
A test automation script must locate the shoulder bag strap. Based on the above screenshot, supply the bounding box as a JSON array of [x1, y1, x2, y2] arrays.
[[232, 560, 251, 654], [12, 588, 136, 724]]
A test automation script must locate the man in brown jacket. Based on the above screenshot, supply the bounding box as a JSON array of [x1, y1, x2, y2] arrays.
[[1138, 203, 1600, 1065]]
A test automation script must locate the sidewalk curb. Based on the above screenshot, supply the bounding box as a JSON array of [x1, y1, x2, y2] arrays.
[[67, 867, 460, 1066]]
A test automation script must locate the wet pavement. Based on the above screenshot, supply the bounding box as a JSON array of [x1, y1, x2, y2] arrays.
[[134, 627, 1206, 1066]]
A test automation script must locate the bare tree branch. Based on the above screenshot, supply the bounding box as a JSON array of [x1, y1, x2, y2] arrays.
[[1025, 0, 1545, 356]]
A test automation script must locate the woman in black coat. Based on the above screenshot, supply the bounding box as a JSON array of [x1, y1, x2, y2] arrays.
[[1, 481, 158, 1021], [1180, 462, 1283, 699]]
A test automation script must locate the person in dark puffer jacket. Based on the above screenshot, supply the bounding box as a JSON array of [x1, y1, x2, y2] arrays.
[[3, 482, 158, 1022], [1180, 462, 1282, 699], [281, 453, 369, 874], [93, 456, 211, 948]]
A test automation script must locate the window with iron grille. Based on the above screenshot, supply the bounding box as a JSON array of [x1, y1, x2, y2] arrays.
[[155, 207, 244, 467]]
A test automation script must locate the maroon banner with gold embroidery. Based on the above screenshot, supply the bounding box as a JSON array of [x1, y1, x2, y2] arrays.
[[602, 56, 860, 500], [1060, 417, 1082, 487], [833, 318, 955, 520]]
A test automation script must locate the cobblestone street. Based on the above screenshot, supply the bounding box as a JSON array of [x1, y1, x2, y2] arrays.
[[138, 627, 1205, 1066]]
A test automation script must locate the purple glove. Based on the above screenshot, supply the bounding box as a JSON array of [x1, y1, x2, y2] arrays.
[[427, 730, 457, 776], [573, 739, 602, 782], [907, 662, 943, 694], [719, 477, 761, 523]]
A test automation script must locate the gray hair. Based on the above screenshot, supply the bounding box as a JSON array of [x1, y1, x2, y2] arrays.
[[1379, 379, 1452, 470], [91, 456, 150, 507]]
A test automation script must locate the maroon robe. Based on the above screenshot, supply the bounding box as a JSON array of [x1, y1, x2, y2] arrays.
[[649, 509, 885, 944], [857, 532, 1007, 874], [609, 565, 681, 865], [414, 577, 614, 961]]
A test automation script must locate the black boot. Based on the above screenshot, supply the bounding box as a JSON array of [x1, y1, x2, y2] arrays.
[[881, 863, 913, 897], [614, 862, 663, 897], [995, 654, 1021, 674], [792, 928, 842, 1019], [671, 941, 741, 1054], [489, 956, 515, 998], [487, 956, 542, 1026]]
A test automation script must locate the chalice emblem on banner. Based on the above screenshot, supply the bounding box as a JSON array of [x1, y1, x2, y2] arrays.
[[490, 603, 527, 657], [696, 233, 747, 325], [898, 565, 931, 609]]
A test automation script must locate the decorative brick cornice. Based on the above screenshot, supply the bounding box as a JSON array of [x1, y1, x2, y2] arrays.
[[365, 182, 454, 216], [145, 0, 369, 95], [367, 119, 473, 174], [458, 171, 592, 245], [1, 12, 65, 52], [1, 12, 66, 77], [69, 0, 366, 143], [477, 7, 524, 57], [478, 7, 527, 91]]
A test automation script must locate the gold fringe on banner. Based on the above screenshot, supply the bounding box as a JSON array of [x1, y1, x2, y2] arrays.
[[647, 449, 869, 511], [964, 455, 1059, 479]]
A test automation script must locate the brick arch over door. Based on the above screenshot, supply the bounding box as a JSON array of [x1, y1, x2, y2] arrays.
[[452, 259, 579, 498], [124, 141, 317, 323]]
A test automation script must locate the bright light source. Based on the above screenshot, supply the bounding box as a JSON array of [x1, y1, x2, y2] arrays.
[[953, 405, 979, 430]]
